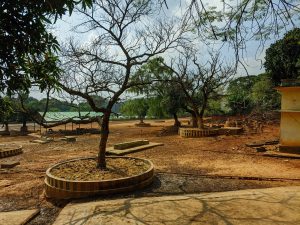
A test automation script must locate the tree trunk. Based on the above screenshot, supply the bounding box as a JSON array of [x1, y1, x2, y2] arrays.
[[4, 122, 9, 132], [97, 112, 110, 169], [22, 118, 26, 128], [197, 115, 204, 129], [183, 107, 197, 127], [21, 114, 28, 133], [173, 113, 181, 127], [197, 96, 207, 129], [191, 115, 197, 127], [140, 117, 144, 124]]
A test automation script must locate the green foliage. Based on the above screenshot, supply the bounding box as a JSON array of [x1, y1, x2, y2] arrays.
[[226, 73, 280, 115], [38, 98, 74, 112], [206, 98, 227, 116], [264, 28, 300, 85], [251, 73, 280, 111], [130, 57, 172, 95], [226, 75, 258, 115], [146, 97, 167, 119], [161, 84, 186, 116], [0, 97, 13, 124], [0, 0, 92, 94], [23, 97, 43, 112], [130, 57, 186, 120], [120, 98, 149, 120]]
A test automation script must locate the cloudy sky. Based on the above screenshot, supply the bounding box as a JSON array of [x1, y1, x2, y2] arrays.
[[52, 0, 294, 72], [31, 0, 297, 99]]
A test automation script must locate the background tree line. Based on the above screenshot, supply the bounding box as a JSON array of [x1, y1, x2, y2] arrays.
[[119, 72, 281, 124]]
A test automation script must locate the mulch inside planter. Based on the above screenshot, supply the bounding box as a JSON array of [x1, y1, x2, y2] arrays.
[[50, 158, 150, 181]]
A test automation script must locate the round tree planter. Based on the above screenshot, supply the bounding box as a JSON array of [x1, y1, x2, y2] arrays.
[[179, 128, 219, 138], [45, 156, 154, 199], [135, 123, 151, 127], [219, 127, 243, 135], [0, 144, 23, 158]]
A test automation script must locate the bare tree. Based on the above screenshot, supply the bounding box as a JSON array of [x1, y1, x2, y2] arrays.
[[59, 0, 185, 169], [163, 49, 235, 129], [184, 0, 300, 70]]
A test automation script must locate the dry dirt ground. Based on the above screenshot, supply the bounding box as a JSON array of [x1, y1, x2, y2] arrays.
[[0, 119, 300, 224]]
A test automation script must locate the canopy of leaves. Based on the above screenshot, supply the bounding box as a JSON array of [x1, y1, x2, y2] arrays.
[[120, 98, 149, 119], [226, 75, 258, 115], [146, 97, 168, 119], [161, 84, 186, 116], [251, 73, 280, 111], [0, 97, 13, 124], [264, 28, 300, 85], [0, 0, 92, 95], [129, 57, 187, 119]]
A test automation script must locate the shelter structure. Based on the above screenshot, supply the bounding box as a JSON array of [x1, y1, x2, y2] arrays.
[[32, 111, 102, 133], [276, 79, 300, 153], [39, 111, 102, 123]]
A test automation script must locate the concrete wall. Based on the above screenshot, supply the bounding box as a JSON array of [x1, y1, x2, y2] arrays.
[[280, 87, 300, 111], [277, 87, 300, 148], [280, 112, 300, 146]]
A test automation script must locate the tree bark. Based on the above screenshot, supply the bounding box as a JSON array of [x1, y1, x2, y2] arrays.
[[22, 116, 27, 128], [197, 96, 208, 129], [4, 122, 9, 132], [191, 115, 197, 127], [173, 113, 181, 127], [140, 117, 144, 124], [21, 115, 28, 132], [197, 115, 204, 129], [183, 106, 197, 127], [97, 112, 110, 169]]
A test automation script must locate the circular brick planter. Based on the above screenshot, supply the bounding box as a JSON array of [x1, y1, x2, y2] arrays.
[[219, 127, 243, 135], [135, 123, 151, 127], [0, 144, 23, 158], [45, 156, 154, 199]]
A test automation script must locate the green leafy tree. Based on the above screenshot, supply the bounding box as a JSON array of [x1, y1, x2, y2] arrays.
[[146, 97, 167, 119], [251, 73, 280, 111], [205, 97, 227, 116], [0, 0, 93, 95], [130, 58, 186, 126], [160, 85, 186, 126], [120, 98, 149, 123], [264, 28, 300, 85], [0, 97, 13, 132], [226, 75, 258, 115]]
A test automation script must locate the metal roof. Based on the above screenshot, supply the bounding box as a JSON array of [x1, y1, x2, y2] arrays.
[[38, 111, 103, 122]]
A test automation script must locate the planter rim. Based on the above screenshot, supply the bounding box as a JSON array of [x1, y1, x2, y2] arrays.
[[0, 144, 22, 151], [46, 156, 154, 183], [179, 127, 219, 130]]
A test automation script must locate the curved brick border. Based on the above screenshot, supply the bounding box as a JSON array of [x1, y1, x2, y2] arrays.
[[45, 156, 154, 199], [135, 123, 151, 127], [0, 145, 23, 158]]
